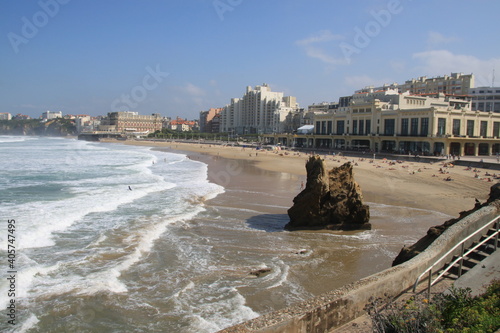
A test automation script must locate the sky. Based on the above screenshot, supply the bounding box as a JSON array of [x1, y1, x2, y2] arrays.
[[1, 0, 500, 120]]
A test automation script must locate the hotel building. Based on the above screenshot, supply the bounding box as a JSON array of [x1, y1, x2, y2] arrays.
[[103, 111, 163, 134], [220, 84, 300, 134]]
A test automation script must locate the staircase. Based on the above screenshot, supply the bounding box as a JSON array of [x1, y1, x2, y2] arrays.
[[414, 216, 499, 297]]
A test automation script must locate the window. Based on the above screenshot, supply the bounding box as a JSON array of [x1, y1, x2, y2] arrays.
[[401, 118, 409, 136], [467, 120, 474, 136], [327, 121, 332, 134], [421, 118, 429, 136], [359, 119, 364, 135], [336, 120, 345, 134], [353, 120, 358, 134], [315, 121, 321, 135], [366, 119, 371, 134], [480, 121, 488, 137], [452, 119, 461, 135], [494, 122, 500, 137], [384, 119, 395, 135], [410, 118, 419, 136], [437, 118, 446, 135]]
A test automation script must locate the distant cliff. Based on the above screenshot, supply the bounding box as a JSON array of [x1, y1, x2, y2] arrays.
[[0, 119, 77, 137]]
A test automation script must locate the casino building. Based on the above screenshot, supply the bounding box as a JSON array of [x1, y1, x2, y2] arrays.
[[266, 89, 500, 157]]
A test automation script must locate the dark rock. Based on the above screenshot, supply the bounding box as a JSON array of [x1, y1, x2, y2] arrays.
[[392, 183, 500, 266], [249, 268, 271, 278], [285, 156, 370, 231]]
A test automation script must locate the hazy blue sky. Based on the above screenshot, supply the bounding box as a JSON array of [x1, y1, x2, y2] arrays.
[[1, 0, 499, 119]]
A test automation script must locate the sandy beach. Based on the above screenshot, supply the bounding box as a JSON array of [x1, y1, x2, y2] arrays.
[[104, 139, 495, 217]]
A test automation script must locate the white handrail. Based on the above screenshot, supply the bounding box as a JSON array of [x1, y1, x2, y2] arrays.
[[413, 215, 499, 293]]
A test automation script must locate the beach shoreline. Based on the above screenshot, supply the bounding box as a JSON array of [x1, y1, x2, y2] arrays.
[[101, 138, 495, 217]]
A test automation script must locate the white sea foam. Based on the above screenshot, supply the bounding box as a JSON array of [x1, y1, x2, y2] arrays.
[[17, 314, 40, 333], [0, 135, 37, 143]]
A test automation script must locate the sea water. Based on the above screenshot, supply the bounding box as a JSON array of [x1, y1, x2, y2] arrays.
[[0, 136, 452, 333]]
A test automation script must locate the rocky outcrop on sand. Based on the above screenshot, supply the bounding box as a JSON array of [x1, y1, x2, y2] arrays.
[[392, 183, 500, 266], [285, 156, 371, 231]]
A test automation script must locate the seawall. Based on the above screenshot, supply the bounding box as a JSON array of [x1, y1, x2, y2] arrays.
[[219, 203, 500, 333]]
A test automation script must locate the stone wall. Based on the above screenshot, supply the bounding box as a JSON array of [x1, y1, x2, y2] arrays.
[[219, 204, 499, 333]]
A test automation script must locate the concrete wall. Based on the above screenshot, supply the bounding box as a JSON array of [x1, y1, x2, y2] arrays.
[[219, 204, 500, 333]]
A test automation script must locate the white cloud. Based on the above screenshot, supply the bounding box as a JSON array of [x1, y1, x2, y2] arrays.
[[182, 83, 206, 97], [296, 30, 343, 45], [411, 50, 500, 86], [427, 31, 459, 48], [295, 30, 347, 66]]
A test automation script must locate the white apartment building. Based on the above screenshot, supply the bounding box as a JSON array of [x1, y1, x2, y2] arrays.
[[220, 84, 299, 134], [356, 73, 474, 96], [469, 87, 500, 113], [42, 111, 63, 119], [0, 113, 12, 120]]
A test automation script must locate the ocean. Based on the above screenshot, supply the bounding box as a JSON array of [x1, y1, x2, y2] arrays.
[[0, 136, 452, 332]]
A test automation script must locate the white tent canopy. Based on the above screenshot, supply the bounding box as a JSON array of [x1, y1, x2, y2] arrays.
[[297, 125, 314, 134]]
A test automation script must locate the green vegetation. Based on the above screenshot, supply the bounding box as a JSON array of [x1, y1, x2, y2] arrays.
[[147, 129, 262, 143], [367, 280, 500, 332]]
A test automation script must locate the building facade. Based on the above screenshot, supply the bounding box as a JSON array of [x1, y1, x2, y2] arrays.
[[220, 84, 300, 134], [199, 108, 223, 133], [0, 113, 12, 120], [469, 87, 500, 113], [104, 111, 163, 134], [42, 111, 63, 120], [267, 91, 500, 156], [356, 73, 474, 96]]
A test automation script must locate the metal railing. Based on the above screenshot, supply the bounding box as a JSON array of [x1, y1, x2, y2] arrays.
[[413, 215, 500, 297]]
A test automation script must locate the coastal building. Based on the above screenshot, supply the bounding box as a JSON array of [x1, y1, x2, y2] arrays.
[[42, 111, 63, 120], [168, 117, 197, 132], [308, 102, 339, 113], [199, 108, 223, 133], [356, 73, 474, 96], [0, 112, 12, 120], [266, 90, 500, 156], [102, 111, 163, 134], [220, 84, 300, 134], [469, 87, 500, 113]]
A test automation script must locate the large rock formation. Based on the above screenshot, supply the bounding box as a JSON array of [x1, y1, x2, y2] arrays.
[[392, 183, 500, 266], [285, 156, 370, 231]]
